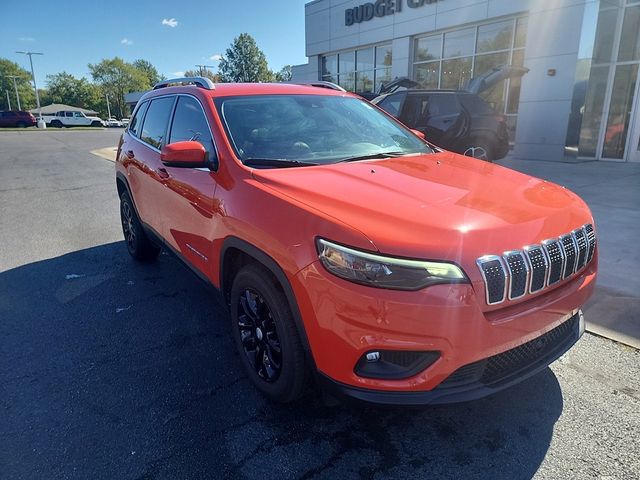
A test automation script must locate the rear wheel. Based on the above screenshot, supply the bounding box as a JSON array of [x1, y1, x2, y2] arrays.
[[230, 264, 307, 402], [462, 139, 494, 162], [119, 192, 160, 261]]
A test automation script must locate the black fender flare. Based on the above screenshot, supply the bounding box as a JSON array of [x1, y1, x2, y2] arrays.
[[220, 236, 315, 361]]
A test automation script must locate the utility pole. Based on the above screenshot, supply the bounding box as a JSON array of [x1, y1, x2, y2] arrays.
[[6, 75, 21, 110], [195, 64, 214, 76], [106, 94, 111, 119], [6, 90, 11, 110], [16, 51, 44, 128]]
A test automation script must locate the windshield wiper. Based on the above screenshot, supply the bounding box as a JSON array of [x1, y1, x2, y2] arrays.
[[336, 151, 411, 163], [243, 158, 319, 168]]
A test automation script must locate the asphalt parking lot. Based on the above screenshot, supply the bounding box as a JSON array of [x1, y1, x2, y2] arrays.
[[1, 130, 639, 480]]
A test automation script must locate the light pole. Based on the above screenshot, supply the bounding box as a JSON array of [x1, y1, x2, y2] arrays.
[[6, 75, 21, 110], [195, 64, 214, 76], [6, 90, 11, 110], [106, 94, 111, 119], [16, 51, 45, 128]]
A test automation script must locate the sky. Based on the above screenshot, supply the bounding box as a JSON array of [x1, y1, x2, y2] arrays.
[[0, 0, 308, 84]]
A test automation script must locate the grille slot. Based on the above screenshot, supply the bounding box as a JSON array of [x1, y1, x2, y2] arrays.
[[504, 251, 528, 300], [574, 229, 588, 271], [542, 239, 564, 286], [560, 234, 577, 278], [524, 246, 547, 293], [585, 223, 596, 262], [477, 256, 507, 305]]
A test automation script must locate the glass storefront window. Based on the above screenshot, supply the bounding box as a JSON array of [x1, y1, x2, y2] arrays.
[[322, 54, 337, 79], [339, 51, 355, 75], [376, 44, 392, 67], [374, 67, 392, 92], [578, 66, 610, 157], [475, 51, 510, 111], [338, 74, 355, 92], [443, 28, 475, 57], [414, 62, 440, 89], [441, 57, 472, 89], [477, 20, 513, 53], [602, 64, 639, 158], [617, 5, 640, 61], [356, 70, 374, 92], [415, 36, 442, 62], [357, 48, 374, 71], [515, 17, 528, 49], [593, 9, 618, 63]]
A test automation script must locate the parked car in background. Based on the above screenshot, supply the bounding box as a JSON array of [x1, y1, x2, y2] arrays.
[[0, 110, 37, 128], [115, 77, 597, 406], [121, 117, 130, 127], [370, 66, 529, 161], [373, 88, 509, 161], [106, 117, 123, 127], [45, 110, 104, 128]]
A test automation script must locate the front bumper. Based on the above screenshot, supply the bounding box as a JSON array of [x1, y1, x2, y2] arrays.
[[291, 257, 596, 401], [318, 310, 583, 405]]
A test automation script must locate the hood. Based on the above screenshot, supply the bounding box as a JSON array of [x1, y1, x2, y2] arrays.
[[465, 65, 530, 95], [252, 152, 593, 269]]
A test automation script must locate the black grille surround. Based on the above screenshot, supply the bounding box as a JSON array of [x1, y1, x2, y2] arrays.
[[476, 224, 596, 305]]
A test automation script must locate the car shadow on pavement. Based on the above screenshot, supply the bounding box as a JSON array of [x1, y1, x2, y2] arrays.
[[1, 242, 563, 480]]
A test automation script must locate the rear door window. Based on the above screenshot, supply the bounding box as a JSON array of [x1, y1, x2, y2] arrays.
[[129, 101, 149, 138], [168, 96, 214, 157], [140, 97, 175, 149], [427, 94, 461, 116]]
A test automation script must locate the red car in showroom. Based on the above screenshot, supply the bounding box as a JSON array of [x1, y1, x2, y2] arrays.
[[115, 77, 597, 405]]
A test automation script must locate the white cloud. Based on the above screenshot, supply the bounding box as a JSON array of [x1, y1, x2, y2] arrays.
[[19, 36, 35, 42], [209, 54, 222, 62], [162, 18, 178, 28], [121, 38, 133, 46], [171, 71, 185, 77]]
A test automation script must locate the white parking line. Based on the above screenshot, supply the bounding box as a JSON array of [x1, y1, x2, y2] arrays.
[[90, 147, 117, 162]]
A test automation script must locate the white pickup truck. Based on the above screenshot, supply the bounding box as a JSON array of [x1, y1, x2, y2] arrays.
[[45, 110, 104, 128]]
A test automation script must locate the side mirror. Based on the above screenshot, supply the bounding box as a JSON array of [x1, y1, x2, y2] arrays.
[[160, 141, 208, 167], [411, 129, 426, 140]]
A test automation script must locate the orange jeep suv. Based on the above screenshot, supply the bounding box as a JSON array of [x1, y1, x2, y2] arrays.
[[115, 77, 597, 405]]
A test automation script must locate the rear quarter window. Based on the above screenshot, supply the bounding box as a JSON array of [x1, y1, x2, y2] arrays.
[[128, 101, 149, 138], [140, 97, 175, 149]]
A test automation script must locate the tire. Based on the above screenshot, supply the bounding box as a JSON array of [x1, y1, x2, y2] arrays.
[[230, 264, 307, 403], [51, 120, 63, 128], [462, 139, 494, 162], [91, 121, 102, 127], [119, 192, 161, 261]]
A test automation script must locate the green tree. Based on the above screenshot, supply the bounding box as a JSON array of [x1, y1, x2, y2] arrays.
[[88, 57, 149, 118], [275, 65, 292, 82], [218, 33, 273, 83], [183, 69, 220, 83], [133, 59, 164, 86], [0, 58, 36, 110]]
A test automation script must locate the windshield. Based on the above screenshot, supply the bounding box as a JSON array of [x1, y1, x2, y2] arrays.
[[215, 94, 433, 166]]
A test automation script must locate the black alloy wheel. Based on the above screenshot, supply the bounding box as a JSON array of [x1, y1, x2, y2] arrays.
[[237, 288, 282, 382], [119, 192, 160, 261], [230, 264, 307, 402]]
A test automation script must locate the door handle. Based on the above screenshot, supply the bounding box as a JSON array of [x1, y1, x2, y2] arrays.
[[158, 167, 170, 179], [125, 150, 134, 159]]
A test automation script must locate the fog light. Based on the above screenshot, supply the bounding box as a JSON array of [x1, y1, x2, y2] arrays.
[[366, 351, 380, 362], [355, 350, 440, 380]]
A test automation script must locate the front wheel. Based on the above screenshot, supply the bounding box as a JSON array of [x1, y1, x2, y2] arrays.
[[50, 120, 63, 128], [91, 121, 102, 127], [119, 192, 160, 261], [230, 264, 308, 403]]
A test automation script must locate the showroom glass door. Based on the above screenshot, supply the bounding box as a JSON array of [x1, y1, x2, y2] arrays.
[[598, 1, 640, 161]]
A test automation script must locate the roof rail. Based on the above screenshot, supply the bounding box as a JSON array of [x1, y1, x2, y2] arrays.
[[296, 81, 346, 92], [153, 76, 215, 90]]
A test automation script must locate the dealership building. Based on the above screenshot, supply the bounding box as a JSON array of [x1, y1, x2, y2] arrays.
[[291, 0, 640, 162]]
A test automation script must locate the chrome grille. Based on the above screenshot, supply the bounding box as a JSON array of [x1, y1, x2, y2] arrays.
[[542, 239, 564, 286], [476, 223, 596, 305]]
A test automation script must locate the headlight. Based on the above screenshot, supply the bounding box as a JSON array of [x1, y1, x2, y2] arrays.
[[316, 238, 467, 291]]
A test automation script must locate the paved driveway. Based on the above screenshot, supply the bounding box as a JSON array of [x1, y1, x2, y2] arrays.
[[1, 131, 638, 479]]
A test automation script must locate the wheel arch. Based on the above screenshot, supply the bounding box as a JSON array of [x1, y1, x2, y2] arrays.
[[220, 237, 314, 360]]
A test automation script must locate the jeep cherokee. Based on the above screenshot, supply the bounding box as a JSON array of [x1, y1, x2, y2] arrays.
[[115, 77, 597, 405]]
